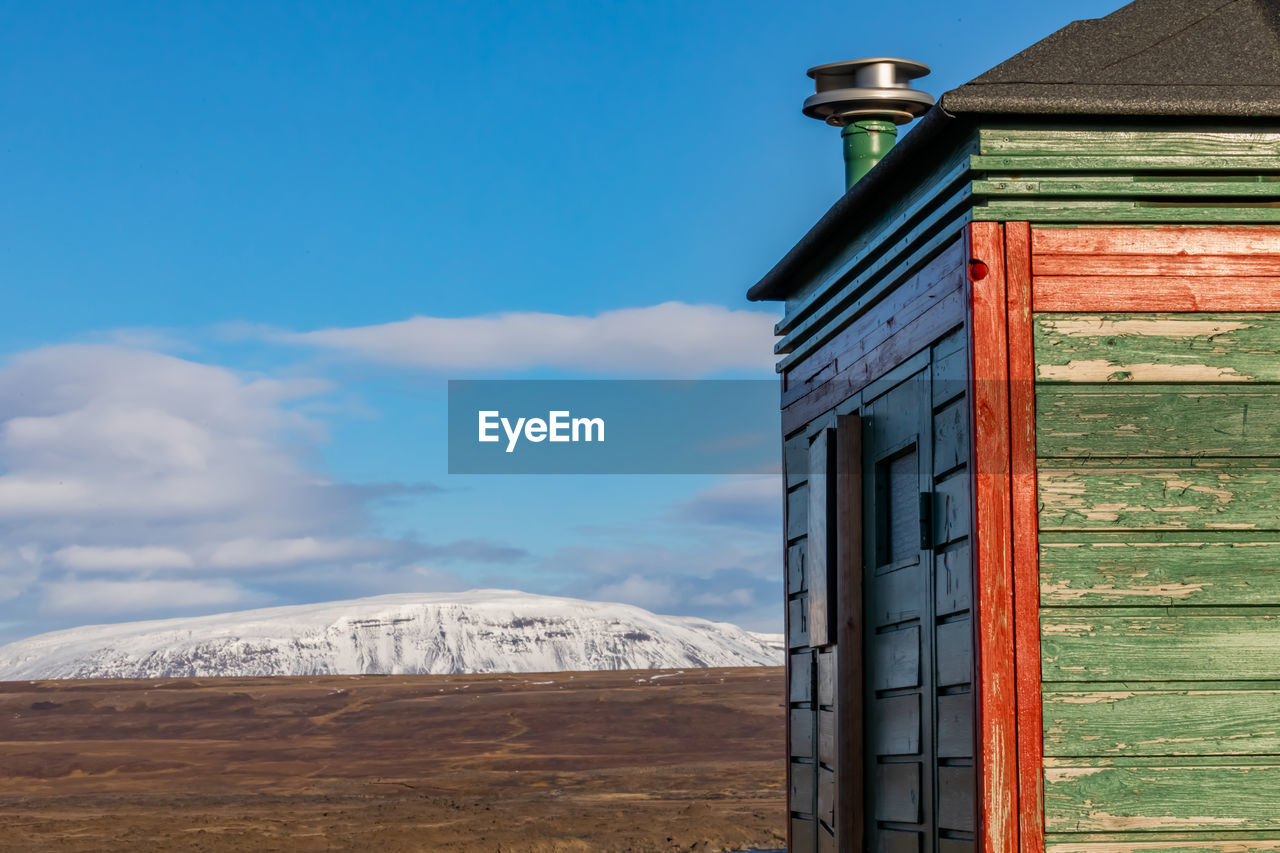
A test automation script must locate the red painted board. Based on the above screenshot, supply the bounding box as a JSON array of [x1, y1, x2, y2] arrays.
[[1031, 225, 1280, 312], [966, 221, 1019, 853], [1035, 253, 1280, 277], [1033, 275, 1280, 312], [1031, 224, 1280, 256], [1006, 221, 1044, 853]]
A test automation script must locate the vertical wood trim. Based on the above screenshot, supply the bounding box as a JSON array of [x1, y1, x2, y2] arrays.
[[967, 221, 1019, 853], [783, 427, 794, 853], [1006, 221, 1044, 853], [835, 414, 865, 851], [809, 429, 837, 647]]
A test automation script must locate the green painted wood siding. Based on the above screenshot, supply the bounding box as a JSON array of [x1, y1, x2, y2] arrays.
[[1035, 311, 1280, 852], [973, 127, 1280, 224]]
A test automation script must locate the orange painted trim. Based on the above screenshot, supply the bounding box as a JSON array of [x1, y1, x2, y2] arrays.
[[967, 221, 1019, 853], [1006, 221, 1044, 853]]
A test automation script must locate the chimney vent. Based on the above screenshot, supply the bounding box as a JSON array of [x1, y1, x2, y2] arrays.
[[802, 58, 934, 189]]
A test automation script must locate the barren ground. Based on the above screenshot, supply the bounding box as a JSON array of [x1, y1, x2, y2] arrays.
[[0, 667, 785, 852]]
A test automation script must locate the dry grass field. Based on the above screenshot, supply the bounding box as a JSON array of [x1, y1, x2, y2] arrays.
[[0, 666, 785, 852]]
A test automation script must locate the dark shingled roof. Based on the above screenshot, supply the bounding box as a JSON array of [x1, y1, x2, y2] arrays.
[[748, 0, 1280, 302], [945, 0, 1280, 117]]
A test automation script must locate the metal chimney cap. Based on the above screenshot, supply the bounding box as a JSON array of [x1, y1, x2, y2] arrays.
[[802, 57, 934, 126]]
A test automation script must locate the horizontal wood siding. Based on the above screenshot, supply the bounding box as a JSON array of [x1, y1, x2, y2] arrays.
[[970, 127, 1280, 227], [1033, 225, 1280, 853]]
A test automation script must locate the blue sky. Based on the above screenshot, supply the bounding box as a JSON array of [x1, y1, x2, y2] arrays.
[[0, 0, 1123, 643]]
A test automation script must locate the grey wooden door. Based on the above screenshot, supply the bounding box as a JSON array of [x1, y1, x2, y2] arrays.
[[863, 369, 936, 853], [860, 350, 977, 853]]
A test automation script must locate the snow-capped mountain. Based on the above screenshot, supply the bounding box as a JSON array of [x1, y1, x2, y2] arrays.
[[0, 590, 784, 680]]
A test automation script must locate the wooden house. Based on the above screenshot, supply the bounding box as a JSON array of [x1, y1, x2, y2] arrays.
[[748, 1, 1280, 851]]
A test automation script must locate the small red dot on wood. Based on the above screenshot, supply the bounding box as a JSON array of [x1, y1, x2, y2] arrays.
[[969, 259, 989, 281]]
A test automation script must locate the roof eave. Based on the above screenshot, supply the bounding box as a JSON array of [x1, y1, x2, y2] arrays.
[[944, 85, 1280, 118]]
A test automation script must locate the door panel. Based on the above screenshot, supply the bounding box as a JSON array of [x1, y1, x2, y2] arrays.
[[865, 372, 935, 850]]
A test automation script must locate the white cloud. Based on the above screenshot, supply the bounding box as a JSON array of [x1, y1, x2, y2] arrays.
[[42, 579, 247, 615], [0, 547, 42, 604], [53, 546, 195, 572], [672, 475, 782, 529], [594, 575, 679, 611], [273, 302, 780, 376], [207, 537, 389, 569], [0, 344, 412, 617], [690, 587, 756, 609]]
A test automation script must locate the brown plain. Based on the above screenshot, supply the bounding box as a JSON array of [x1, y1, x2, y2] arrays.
[[0, 667, 785, 852]]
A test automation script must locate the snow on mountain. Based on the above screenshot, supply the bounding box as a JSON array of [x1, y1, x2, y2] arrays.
[[0, 590, 784, 680]]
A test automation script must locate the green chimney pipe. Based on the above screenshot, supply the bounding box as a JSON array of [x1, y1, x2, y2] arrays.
[[842, 119, 899, 189], [802, 58, 934, 190]]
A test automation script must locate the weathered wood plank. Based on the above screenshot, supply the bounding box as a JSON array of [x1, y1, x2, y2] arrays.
[[880, 830, 923, 853], [873, 693, 921, 756], [1034, 313, 1280, 384], [782, 238, 967, 407], [1045, 840, 1280, 853], [791, 709, 815, 758], [1036, 386, 1280, 457], [971, 154, 1280, 171], [789, 597, 809, 648], [1038, 461, 1280, 532], [1044, 764, 1280, 832], [817, 766, 835, 827], [791, 651, 813, 702], [818, 708, 836, 766], [871, 561, 925, 627], [808, 430, 835, 647], [936, 543, 972, 617], [968, 220, 1019, 853], [1042, 610, 1280, 682], [875, 762, 922, 823], [1036, 254, 1280, 277], [787, 486, 807, 540], [979, 129, 1280, 159], [1044, 688, 1280, 757], [935, 469, 970, 547], [1040, 539, 1280, 606], [1007, 216, 1046, 853], [975, 200, 1280, 223], [938, 765, 975, 832], [786, 434, 810, 487], [818, 823, 836, 853], [834, 413, 864, 851], [939, 841, 975, 853], [933, 399, 968, 475], [977, 178, 1280, 198], [816, 648, 835, 707], [788, 541, 807, 594], [1032, 224, 1280, 256], [873, 626, 920, 691], [936, 620, 972, 687], [1033, 276, 1280, 313], [937, 692, 973, 758], [781, 289, 965, 434], [791, 817, 816, 853]]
